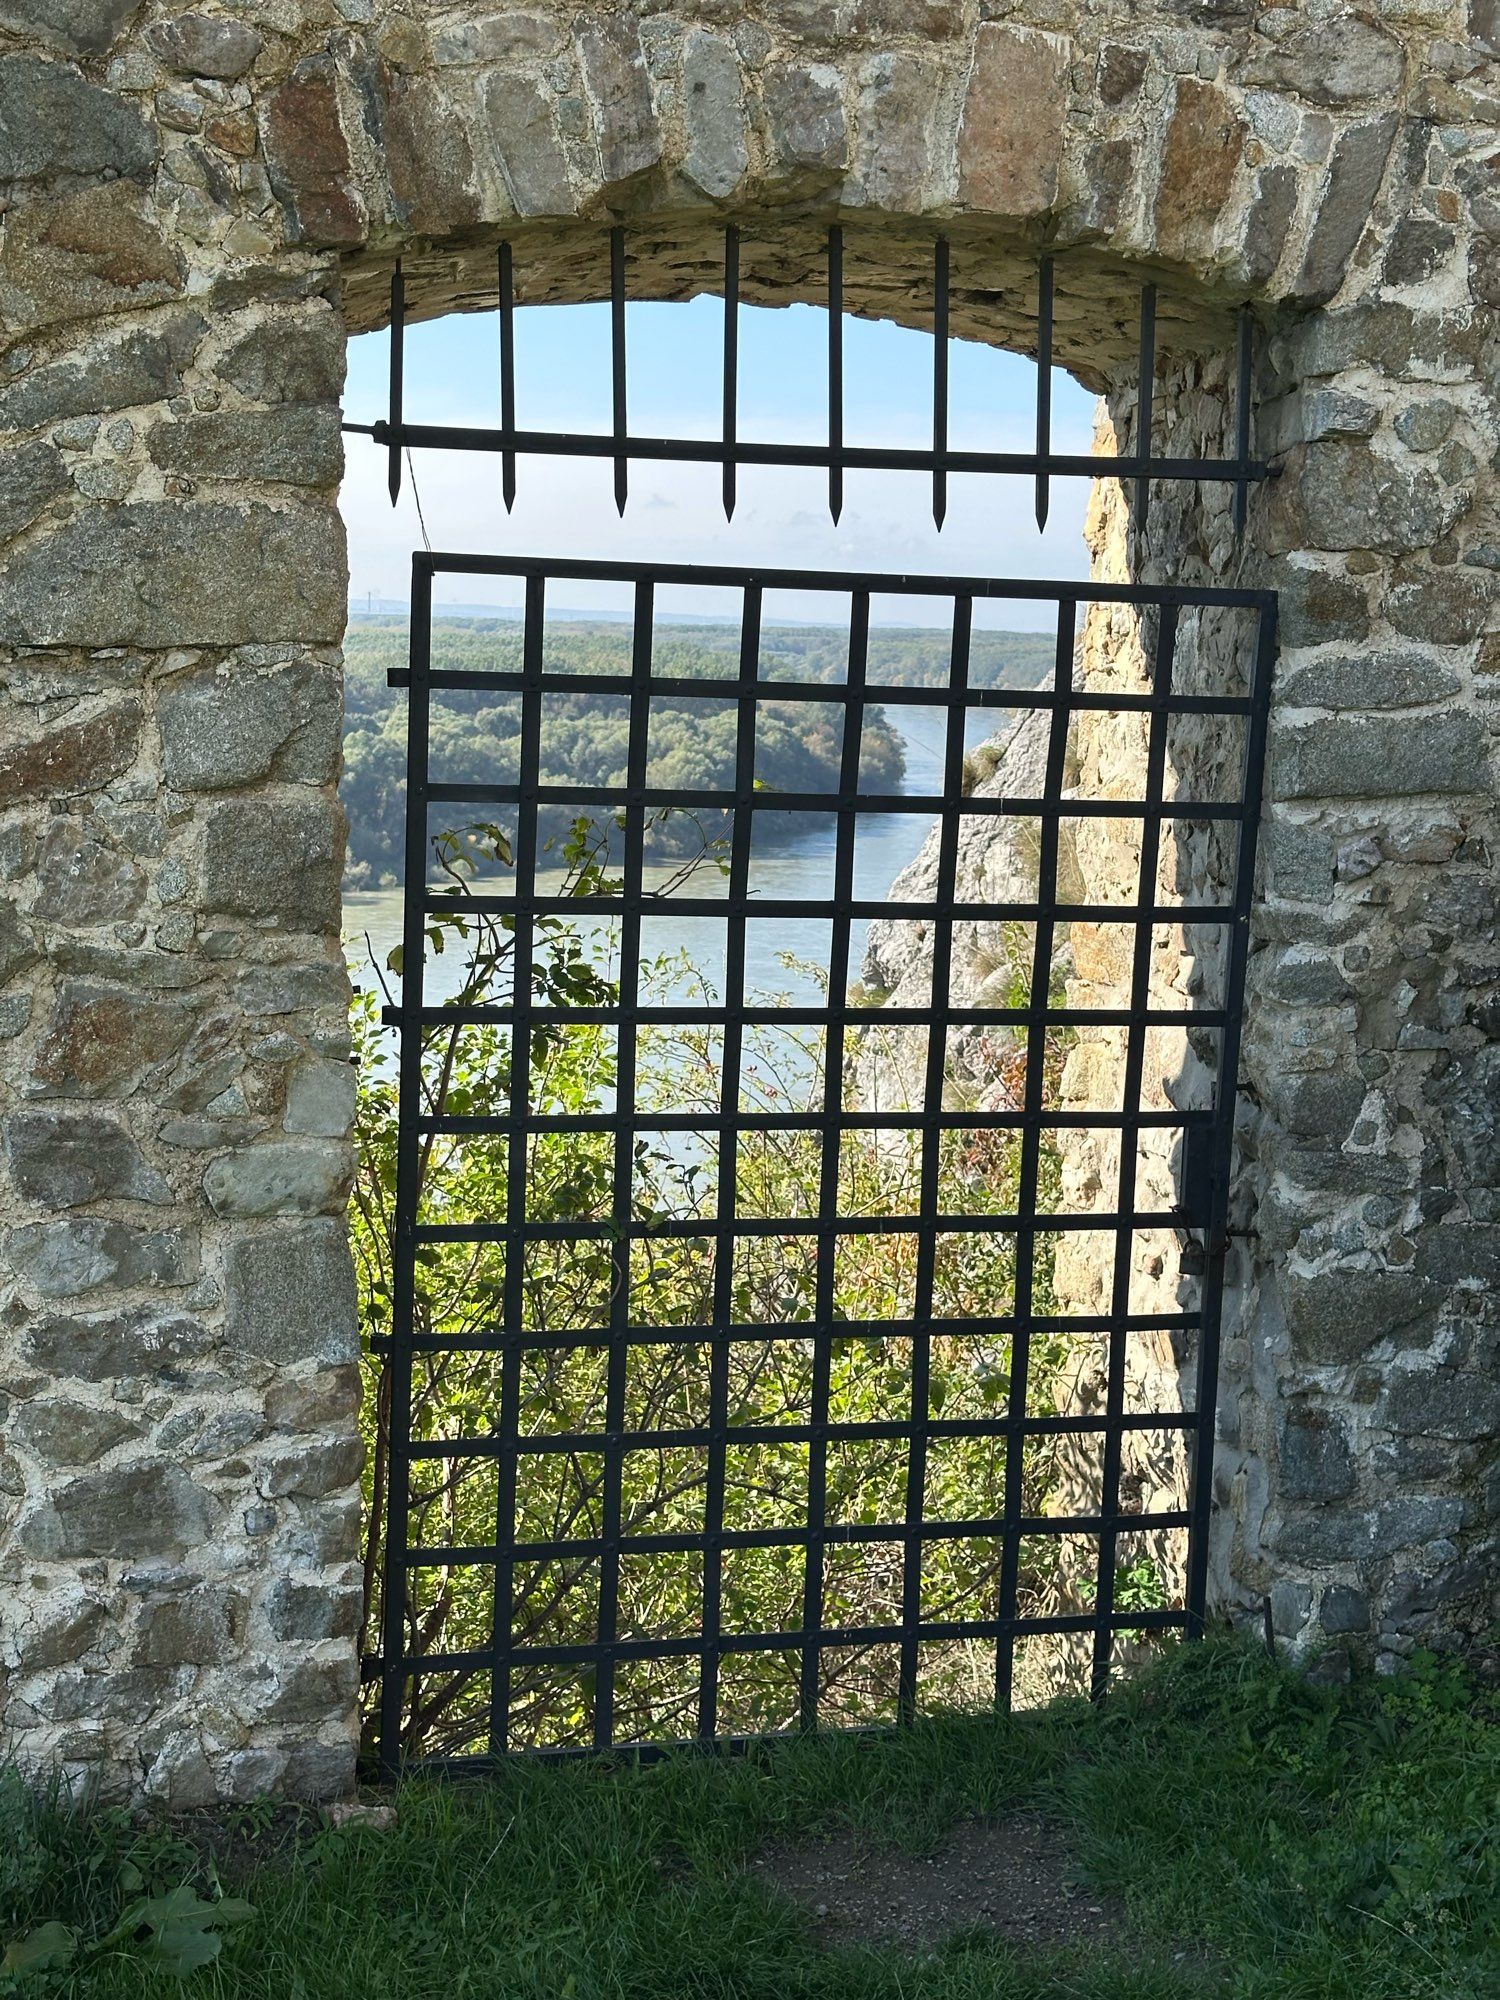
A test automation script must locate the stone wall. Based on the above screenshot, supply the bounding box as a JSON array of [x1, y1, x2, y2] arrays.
[[1, 3, 1495, 1797]]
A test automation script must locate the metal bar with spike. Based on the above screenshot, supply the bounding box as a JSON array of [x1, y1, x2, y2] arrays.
[[722, 225, 739, 521], [1034, 257, 1053, 532], [388, 261, 404, 506], [498, 242, 516, 513], [932, 236, 949, 530], [611, 225, 628, 516], [1134, 283, 1155, 529], [828, 225, 843, 525]]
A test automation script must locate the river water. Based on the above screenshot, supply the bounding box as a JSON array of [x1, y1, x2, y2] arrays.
[[343, 707, 1005, 1004]]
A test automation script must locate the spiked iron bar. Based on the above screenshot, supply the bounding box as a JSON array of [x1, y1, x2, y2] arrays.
[[351, 230, 1272, 534]]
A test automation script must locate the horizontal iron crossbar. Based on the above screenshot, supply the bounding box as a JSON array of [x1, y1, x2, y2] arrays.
[[405, 1510, 1194, 1565], [370, 1311, 1203, 1357]]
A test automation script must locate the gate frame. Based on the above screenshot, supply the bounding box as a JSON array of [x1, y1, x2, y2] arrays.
[[372, 550, 1275, 1774]]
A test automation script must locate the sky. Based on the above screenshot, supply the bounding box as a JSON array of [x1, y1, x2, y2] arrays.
[[340, 296, 1097, 632]]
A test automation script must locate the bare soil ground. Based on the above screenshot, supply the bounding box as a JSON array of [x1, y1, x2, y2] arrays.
[[752, 1811, 1130, 1954]]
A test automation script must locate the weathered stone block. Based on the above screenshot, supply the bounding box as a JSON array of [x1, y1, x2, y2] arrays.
[[1278, 1406, 1357, 1502], [283, 1059, 357, 1139], [383, 71, 480, 237], [236, 961, 351, 1017], [4, 1106, 168, 1208], [1415, 1223, 1500, 1290], [1318, 1586, 1368, 1635], [0, 503, 346, 647], [8, 1218, 192, 1298], [30, 980, 195, 1098], [34, 819, 147, 925], [1295, 115, 1399, 304], [263, 1365, 361, 1433], [1244, 18, 1403, 106], [0, 700, 142, 803], [1155, 80, 1245, 266], [0, 439, 68, 545], [1281, 1266, 1439, 1365], [1381, 1366, 1500, 1444], [200, 793, 345, 930], [0, 56, 156, 183], [682, 31, 748, 200], [0, 887, 40, 986], [845, 0, 961, 32], [267, 1576, 361, 1642], [280, 1739, 357, 1800], [1273, 565, 1370, 648], [432, 13, 561, 65], [25, 1302, 213, 1380], [1267, 1070, 1366, 1143], [1384, 219, 1456, 289], [222, 1220, 359, 1367], [957, 26, 1065, 217], [0, 315, 201, 434], [1273, 713, 1489, 802], [764, 62, 847, 172], [203, 1140, 353, 1219], [261, 55, 365, 248], [261, 1436, 364, 1498], [265, 1656, 361, 1724], [850, 52, 940, 211], [1269, 1578, 1313, 1638], [145, 14, 261, 80], [0, 0, 141, 56], [134, 1586, 246, 1665], [13, 1589, 110, 1674], [1385, 570, 1491, 646], [482, 73, 575, 215], [1267, 442, 1448, 555], [160, 659, 341, 792], [218, 312, 342, 409], [12, 1396, 143, 1464], [1276, 650, 1461, 712], [1242, 163, 1298, 286], [0, 182, 182, 334], [578, 13, 662, 185], [23, 1462, 221, 1560], [146, 406, 342, 487]]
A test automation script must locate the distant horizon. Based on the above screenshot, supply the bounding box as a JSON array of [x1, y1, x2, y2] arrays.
[[346, 601, 1049, 637]]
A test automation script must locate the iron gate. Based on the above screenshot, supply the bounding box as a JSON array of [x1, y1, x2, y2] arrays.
[[369, 551, 1274, 1773]]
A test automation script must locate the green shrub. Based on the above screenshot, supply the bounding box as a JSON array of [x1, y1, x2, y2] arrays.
[[351, 817, 1075, 1759]]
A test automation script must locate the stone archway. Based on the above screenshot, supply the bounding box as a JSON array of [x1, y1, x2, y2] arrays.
[[1, 6, 1495, 1803]]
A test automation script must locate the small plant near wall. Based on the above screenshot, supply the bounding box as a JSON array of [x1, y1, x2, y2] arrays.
[[0, 1773, 253, 1983], [349, 815, 1077, 1761]]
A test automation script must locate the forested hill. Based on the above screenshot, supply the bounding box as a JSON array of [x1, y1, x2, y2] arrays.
[[340, 615, 1052, 887]]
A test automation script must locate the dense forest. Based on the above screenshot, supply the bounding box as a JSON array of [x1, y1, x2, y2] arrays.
[[341, 613, 1053, 886]]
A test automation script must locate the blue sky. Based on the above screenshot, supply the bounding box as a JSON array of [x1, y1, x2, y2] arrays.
[[341, 297, 1096, 630]]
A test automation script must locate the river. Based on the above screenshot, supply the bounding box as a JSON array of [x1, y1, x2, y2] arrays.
[[343, 706, 1005, 1004]]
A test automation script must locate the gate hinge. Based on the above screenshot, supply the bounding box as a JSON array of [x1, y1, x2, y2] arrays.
[[1174, 1120, 1217, 1231], [1173, 1122, 1219, 1275]]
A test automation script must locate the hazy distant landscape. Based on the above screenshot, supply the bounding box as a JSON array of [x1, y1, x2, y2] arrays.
[[340, 613, 1052, 887]]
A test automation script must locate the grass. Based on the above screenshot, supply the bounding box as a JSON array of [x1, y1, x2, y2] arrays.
[[3, 1641, 1495, 1998]]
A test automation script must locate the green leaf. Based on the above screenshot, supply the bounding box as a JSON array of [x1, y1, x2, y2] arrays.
[[3, 1921, 78, 1973]]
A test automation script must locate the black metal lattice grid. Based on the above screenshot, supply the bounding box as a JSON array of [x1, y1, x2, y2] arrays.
[[373, 553, 1276, 1773]]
